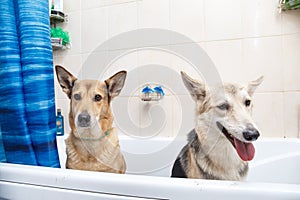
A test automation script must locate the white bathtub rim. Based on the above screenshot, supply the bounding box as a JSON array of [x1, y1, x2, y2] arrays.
[[1, 163, 300, 200], [249, 151, 300, 168], [57, 135, 300, 175]]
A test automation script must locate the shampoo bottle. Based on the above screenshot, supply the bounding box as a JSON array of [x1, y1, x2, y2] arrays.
[[56, 108, 64, 136]]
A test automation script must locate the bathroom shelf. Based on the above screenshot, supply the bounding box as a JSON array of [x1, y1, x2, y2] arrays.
[[50, 9, 70, 51], [51, 38, 68, 50], [50, 10, 68, 24]]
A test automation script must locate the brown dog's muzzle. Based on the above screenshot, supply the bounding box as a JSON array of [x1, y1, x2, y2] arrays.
[[78, 112, 91, 127]]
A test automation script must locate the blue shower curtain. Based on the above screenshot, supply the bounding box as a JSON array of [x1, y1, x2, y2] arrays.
[[0, 0, 60, 167]]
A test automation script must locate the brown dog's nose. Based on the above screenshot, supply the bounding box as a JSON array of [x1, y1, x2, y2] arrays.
[[78, 112, 91, 127]]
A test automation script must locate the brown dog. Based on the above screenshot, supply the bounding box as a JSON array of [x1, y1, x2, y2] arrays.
[[55, 65, 126, 173]]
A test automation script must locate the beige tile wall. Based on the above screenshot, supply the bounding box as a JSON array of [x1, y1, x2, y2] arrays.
[[54, 0, 300, 138]]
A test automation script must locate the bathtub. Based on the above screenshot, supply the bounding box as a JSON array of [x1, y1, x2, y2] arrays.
[[0, 135, 300, 200]]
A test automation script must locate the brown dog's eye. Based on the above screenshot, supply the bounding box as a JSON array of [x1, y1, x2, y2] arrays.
[[245, 99, 251, 107], [74, 94, 81, 101], [94, 94, 102, 102]]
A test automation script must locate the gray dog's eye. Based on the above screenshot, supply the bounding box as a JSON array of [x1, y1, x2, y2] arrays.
[[245, 99, 251, 107], [94, 94, 102, 102], [218, 103, 229, 110], [74, 94, 81, 100]]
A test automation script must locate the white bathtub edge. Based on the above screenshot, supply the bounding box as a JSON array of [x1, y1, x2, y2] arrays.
[[1, 163, 300, 200]]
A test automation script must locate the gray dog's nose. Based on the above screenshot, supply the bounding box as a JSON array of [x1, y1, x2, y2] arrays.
[[78, 112, 91, 127], [243, 127, 260, 141]]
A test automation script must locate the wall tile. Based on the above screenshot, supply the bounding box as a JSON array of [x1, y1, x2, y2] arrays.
[[137, 47, 171, 67], [283, 33, 300, 91], [81, 0, 107, 10], [252, 92, 284, 137], [112, 96, 141, 137], [63, 0, 81, 12], [107, 2, 138, 39], [174, 95, 195, 138], [138, 95, 174, 137], [81, 0, 137, 10], [81, 51, 109, 79], [53, 56, 64, 66], [54, 81, 66, 101], [170, 0, 205, 43], [204, 0, 242, 41], [283, 92, 300, 138], [169, 42, 208, 95], [53, 55, 82, 99], [138, 0, 170, 30], [56, 11, 81, 56], [282, 9, 300, 34], [137, 47, 172, 86], [205, 39, 243, 84], [53, 55, 82, 77], [105, 49, 139, 97], [107, 0, 137, 6], [242, 0, 282, 37], [112, 95, 174, 137], [81, 7, 108, 53], [242, 36, 283, 92]]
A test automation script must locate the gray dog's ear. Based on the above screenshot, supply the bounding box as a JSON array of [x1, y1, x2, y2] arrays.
[[105, 70, 127, 102], [181, 71, 206, 102], [247, 76, 264, 96], [55, 65, 77, 99]]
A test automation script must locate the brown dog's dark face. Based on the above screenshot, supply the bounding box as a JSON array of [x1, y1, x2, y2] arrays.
[[55, 65, 127, 138]]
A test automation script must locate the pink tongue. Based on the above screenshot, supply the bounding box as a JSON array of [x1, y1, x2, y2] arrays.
[[234, 138, 255, 161]]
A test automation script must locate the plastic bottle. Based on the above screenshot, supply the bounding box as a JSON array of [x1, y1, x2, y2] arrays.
[[56, 108, 64, 136]]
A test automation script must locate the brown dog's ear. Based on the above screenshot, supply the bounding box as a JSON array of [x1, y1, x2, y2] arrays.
[[105, 70, 127, 102], [181, 71, 206, 102], [247, 76, 264, 96], [55, 65, 77, 99]]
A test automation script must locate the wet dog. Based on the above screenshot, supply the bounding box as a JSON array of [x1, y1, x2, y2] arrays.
[[55, 65, 126, 173], [171, 71, 263, 180]]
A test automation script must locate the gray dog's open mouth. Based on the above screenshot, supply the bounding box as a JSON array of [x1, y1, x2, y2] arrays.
[[216, 121, 255, 161], [216, 121, 235, 147]]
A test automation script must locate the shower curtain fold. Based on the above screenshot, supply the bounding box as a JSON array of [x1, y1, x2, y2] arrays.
[[0, 0, 60, 167]]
